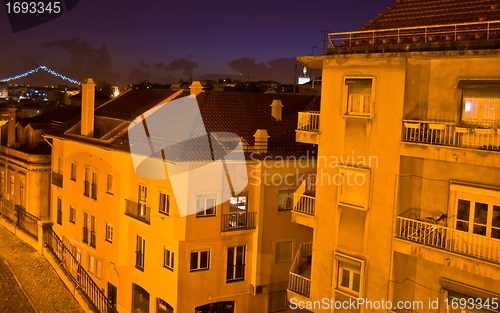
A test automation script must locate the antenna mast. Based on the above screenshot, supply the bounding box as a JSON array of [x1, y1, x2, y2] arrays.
[[187, 10, 193, 82]]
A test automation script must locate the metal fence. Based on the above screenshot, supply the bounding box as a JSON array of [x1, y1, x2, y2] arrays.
[[45, 229, 118, 313], [221, 212, 256, 232], [17, 206, 39, 239]]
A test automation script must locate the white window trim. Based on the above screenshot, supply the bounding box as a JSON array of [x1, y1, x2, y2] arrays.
[[337, 165, 370, 211], [158, 189, 170, 215], [333, 252, 365, 298], [273, 239, 295, 263], [188, 247, 212, 272], [277, 189, 295, 211], [105, 222, 113, 243], [342, 76, 376, 119], [225, 244, 246, 283], [196, 193, 217, 217]]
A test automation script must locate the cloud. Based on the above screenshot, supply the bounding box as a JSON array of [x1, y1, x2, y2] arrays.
[[42, 37, 118, 84], [227, 57, 303, 83], [153, 62, 165, 69], [126, 68, 148, 84], [167, 58, 198, 75], [139, 61, 150, 69]]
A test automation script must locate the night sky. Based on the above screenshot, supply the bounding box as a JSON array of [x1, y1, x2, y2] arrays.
[[0, 0, 395, 87]]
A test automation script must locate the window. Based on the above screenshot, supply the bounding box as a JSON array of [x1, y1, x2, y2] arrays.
[[278, 190, 294, 211], [227, 245, 245, 282], [229, 192, 247, 212], [136, 235, 145, 270], [70, 162, 77, 181], [138, 184, 148, 218], [57, 156, 62, 174], [84, 167, 90, 196], [9, 175, 14, 199], [452, 185, 500, 240], [461, 87, 500, 127], [105, 223, 113, 243], [190, 249, 210, 271], [56, 197, 62, 225], [69, 205, 76, 223], [275, 241, 293, 263], [1, 171, 4, 193], [196, 194, 216, 217], [159, 192, 169, 215], [90, 215, 96, 248], [334, 253, 364, 297], [19, 180, 25, 206], [88, 254, 102, 278], [337, 166, 370, 210], [83, 212, 89, 244], [91, 171, 98, 200], [106, 174, 113, 194], [344, 78, 375, 117], [163, 247, 174, 271]]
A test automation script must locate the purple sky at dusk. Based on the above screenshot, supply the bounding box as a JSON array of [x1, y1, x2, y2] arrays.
[[0, 0, 395, 87]]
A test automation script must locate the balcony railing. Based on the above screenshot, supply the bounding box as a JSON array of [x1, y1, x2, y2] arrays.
[[297, 112, 320, 132], [398, 209, 500, 263], [221, 212, 256, 232], [52, 172, 63, 188], [125, 199, 151, 225], [403, 120, 500, 151], [293, 194, 315, 216], [289, 242, 312, 297]]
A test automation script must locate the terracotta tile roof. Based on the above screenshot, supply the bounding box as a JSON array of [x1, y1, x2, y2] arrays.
[[46, 90, 319, 161], [360, 0, 500, 31]]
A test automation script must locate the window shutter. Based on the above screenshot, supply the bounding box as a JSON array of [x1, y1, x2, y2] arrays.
[[275, 241, 292, 262]]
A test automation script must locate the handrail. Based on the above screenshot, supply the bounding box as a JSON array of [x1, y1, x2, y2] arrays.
[[293, 194, 315, 216]]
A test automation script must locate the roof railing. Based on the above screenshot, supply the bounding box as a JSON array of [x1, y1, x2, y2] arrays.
[[329, 20, 500, 48]]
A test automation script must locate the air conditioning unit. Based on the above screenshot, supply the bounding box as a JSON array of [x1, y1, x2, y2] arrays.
[[252, 284, 267, 295]]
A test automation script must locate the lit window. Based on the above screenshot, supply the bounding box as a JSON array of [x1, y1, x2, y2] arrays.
[[334, 253, 364, 297], [105, 223, 113, 243], [88, 254, 102, 278], [337, 166, 370, 210], [163, 248, 174, 271], [229, 192, 247, 212], [190, 249, 210, 271], [344, 78, 375, 117], [138, 184, 148, 218], [278, 190, 294, 211], [159, 192, 170, 215], [275, 241, 293, 263], [19, 180, 25, 206], [196, 194, 216, 217], [461, 86, 500, 127], [227, 245, 245, 282]]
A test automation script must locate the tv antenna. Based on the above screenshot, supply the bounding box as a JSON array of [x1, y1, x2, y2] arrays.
[[187, 10, 193, 82]]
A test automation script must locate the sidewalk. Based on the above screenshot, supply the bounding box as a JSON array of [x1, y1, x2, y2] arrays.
[[0, 223, 84, 313]]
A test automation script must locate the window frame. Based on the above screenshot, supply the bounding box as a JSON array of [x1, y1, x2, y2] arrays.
[[337, 165, 370, 211], [136, 234, 145, 271], [105, 222, 113, 243], [138, 183, 148, 218], [106, 173, 113, 195], [229, 192, 248, 213], [342, 76, 376, 118], [189, 248, 211, 272], [333, 252, 365, 298], [196, 194, 217, 217], [226, 245, 246, 283], [70, 162, 77, 181], [19, 179, 25, 207], [274, 240, 294, 263], [88, 254, 102, 279], [460, 86, 500, 127], [277, 190, 295, 211], [159, 191, 170, 216], [56, 197, 62, 225], [163, 247, 174, 271], [69, 205, 76, 224]]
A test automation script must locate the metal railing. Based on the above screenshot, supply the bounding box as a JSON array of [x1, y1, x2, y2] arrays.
[[288, 242, 312, 297], [125, 199, 151, 225], [304, 176, 317, 192], [221, 212, 256, 232], [297, 112, 320, 132], [45, 229, 118, 313], [17, 206, 39, 239], [403, 120, 500, 150], [52, 172, 63, 188], [398, 209, 500, 263], [268, 290, 287, 312], [329, 20, 500, 48], [0, 193, 15, 221], [293, 194, 315, 216], [90, 231, 96, 248]]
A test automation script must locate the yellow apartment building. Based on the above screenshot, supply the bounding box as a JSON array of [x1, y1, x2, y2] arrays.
[[288, 0, 500, 312], [45, 79, 318, 312]]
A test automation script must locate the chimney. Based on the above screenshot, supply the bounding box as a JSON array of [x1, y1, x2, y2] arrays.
[[253, 129, 269, 153], [190, 81, 203, 96], [81, 78, 95, 137], [7, 107, 16, 147], [270, 99, 283, 121]]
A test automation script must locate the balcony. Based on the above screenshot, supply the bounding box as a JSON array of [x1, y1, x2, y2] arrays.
[[125, 199, 151, 225], [403, 120, 500, 150], [397, 209, 500, 264], [291, 176, 316, 228], [52, 172, 63, 188], [221, 212, 256, 232], [296, 111, 320, 145], [288, 242, 312, 298]]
